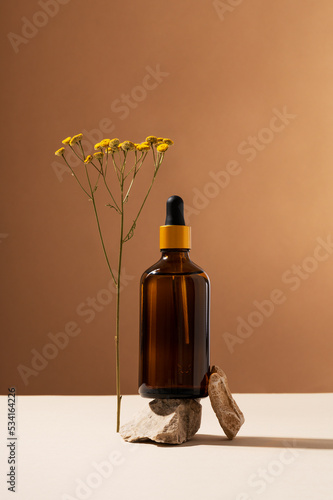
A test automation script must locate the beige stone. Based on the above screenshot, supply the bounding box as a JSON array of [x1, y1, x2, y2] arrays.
[[208, 365, 245, 439], [120, 398, 202, 445]]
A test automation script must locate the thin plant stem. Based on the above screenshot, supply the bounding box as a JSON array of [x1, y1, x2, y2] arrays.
[[123, 156, 139, 203], [123, 153, 163, 242], [93, 171, 101, 192], [83, 162, 117, 286], [124, 151, 140, 180], [115, 169, 124, 432], [99, 155, 120, 213], [123, 152, 149, 203], [135, 151, 148, 175], [63, 156, 90, 197], [111, 153, 121, 182], [90, 160, 102, 175], [69, 144, 84, 161], [105, 150, 109, 177], [123, 175, 136, 203], [102, 173, 120, 213], [151, 144, 156, 165], [121, 151, 127, 175]]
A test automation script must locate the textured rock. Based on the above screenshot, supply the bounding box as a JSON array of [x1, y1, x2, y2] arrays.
[[120, 398, 202, 444], [208, 365, 245, 439]]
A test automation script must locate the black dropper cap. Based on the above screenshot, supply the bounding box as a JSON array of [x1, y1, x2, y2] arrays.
[[165, 195, 185, 226]]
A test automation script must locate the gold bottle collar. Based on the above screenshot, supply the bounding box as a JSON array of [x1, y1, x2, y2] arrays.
[[159, 225, 191, 250]]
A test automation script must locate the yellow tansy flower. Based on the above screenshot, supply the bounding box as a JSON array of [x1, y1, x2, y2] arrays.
[[146, 136, 158, 144], [62, 137, 71, 145], [100, 139, 111, 148], [163, 138, 174, 145], [55, 147, 65, 157], [69, 134, 83, 145], [84, 155, 93, 164], [93, 152, 104, 159], [121, 141, 136, 151], [94, 142, 101, 150], [109, 138, 120, 148], [107, 147, 118, 153], [157, 143, 169, 153], [157, 137, 164, 142], [137, 143, 150, 151]]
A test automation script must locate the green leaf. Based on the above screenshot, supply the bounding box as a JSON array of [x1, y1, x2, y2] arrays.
[[123, 220, 136, 242], [106, 204, 120, 214]]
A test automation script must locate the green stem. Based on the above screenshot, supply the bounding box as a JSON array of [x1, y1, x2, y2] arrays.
[[121, 151, 127, 175], [93, 171, 101, 192], [111, 153, 121, 182], [123, 152, 148, 203], [123, 174, 136, 203], [105, 150, 109, 177], [90, 160, 102, 175], [103, 177, 120, 213], [135, 151, 148, 175], [124, 151, 139, 180], [115, 171, 124, 433], [62, 157, 90, 197], [134, 172, 157, 222], [69, 144, 84, 161], [84, 164, 117, 286], [151, 144, 156, 165], [123, 158, 160, 242], [123, 155, 139, 203]]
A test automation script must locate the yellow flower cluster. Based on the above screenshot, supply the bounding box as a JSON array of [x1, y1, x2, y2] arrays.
[[94, 138, 121, 151], [55, 134, 174, 158], [55, 134, 83, 156], [145, 136, 174, 149]]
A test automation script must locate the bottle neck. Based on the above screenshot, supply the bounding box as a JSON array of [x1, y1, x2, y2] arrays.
[[160, 249, 191, 263]]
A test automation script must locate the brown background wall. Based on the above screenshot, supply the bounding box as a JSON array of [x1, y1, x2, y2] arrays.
[[1, 0, 333, 395]]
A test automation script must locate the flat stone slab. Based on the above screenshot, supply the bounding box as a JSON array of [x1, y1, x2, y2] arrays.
[[120, 398, 202, 445]]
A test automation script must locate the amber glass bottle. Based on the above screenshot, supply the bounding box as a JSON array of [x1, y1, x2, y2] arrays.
[[139, 195, 210, 399]]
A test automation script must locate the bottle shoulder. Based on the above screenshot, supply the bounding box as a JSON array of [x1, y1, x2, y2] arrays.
[[141, 255, 210, 281]]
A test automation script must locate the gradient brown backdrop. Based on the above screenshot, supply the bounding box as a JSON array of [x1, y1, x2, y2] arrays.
[[1, 0, 333, 395]]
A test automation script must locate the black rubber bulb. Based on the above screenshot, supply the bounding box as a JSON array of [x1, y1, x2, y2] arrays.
[[165, 195, 186, 226]]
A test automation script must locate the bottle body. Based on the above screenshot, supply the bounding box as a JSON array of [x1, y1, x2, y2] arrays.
[[139, 250, 210, 398]]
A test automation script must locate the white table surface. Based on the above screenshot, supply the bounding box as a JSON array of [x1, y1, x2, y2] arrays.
[[1, 394, 333, 500]]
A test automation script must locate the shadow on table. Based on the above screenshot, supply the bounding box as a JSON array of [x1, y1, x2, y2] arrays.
[[179, 434, 333, 449]]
